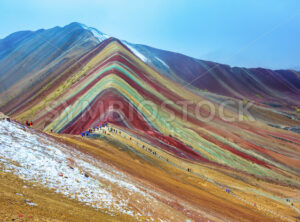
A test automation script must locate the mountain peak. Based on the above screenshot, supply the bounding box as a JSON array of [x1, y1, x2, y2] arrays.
[[66, 22, 109, 42]]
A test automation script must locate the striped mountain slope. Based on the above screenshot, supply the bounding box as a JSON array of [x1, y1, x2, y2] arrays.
[[0, 34, 299, 188]]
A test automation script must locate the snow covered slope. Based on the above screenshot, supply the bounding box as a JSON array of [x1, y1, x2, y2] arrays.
[[79, 23, 110, 42], [0, 120, 160, 220]]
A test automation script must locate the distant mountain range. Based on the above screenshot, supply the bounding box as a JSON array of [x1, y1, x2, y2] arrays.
[[1, 22, 299, 109]]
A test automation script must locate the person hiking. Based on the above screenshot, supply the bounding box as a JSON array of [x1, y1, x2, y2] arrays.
[[29, 121, 33, 127]]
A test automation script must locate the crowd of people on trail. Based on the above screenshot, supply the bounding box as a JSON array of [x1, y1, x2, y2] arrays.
[[80, 122, 109, 137], [81, 123, 195, 174], [25, 121, 33, 127]]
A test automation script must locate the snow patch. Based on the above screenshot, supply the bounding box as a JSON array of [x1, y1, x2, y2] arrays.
[[155, 57, 169, 68], [122, 41, 148, 62], [79, 23, 109, 42]]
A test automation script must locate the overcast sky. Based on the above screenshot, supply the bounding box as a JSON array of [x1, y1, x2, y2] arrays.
[[1, 0, 299, 69]]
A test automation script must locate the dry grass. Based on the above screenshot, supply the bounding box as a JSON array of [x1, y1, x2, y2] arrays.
[[0, 166, 135, 222]]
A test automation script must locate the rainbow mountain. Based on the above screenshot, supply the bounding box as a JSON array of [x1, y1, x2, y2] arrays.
[[1, 22, 300, 221]]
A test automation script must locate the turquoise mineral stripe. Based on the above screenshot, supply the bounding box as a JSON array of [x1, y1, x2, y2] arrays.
[[44, 51, 142, 110], [60, 61, 145, 104], [205, 129, 296, 175], [165, 121, 282, 178]]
